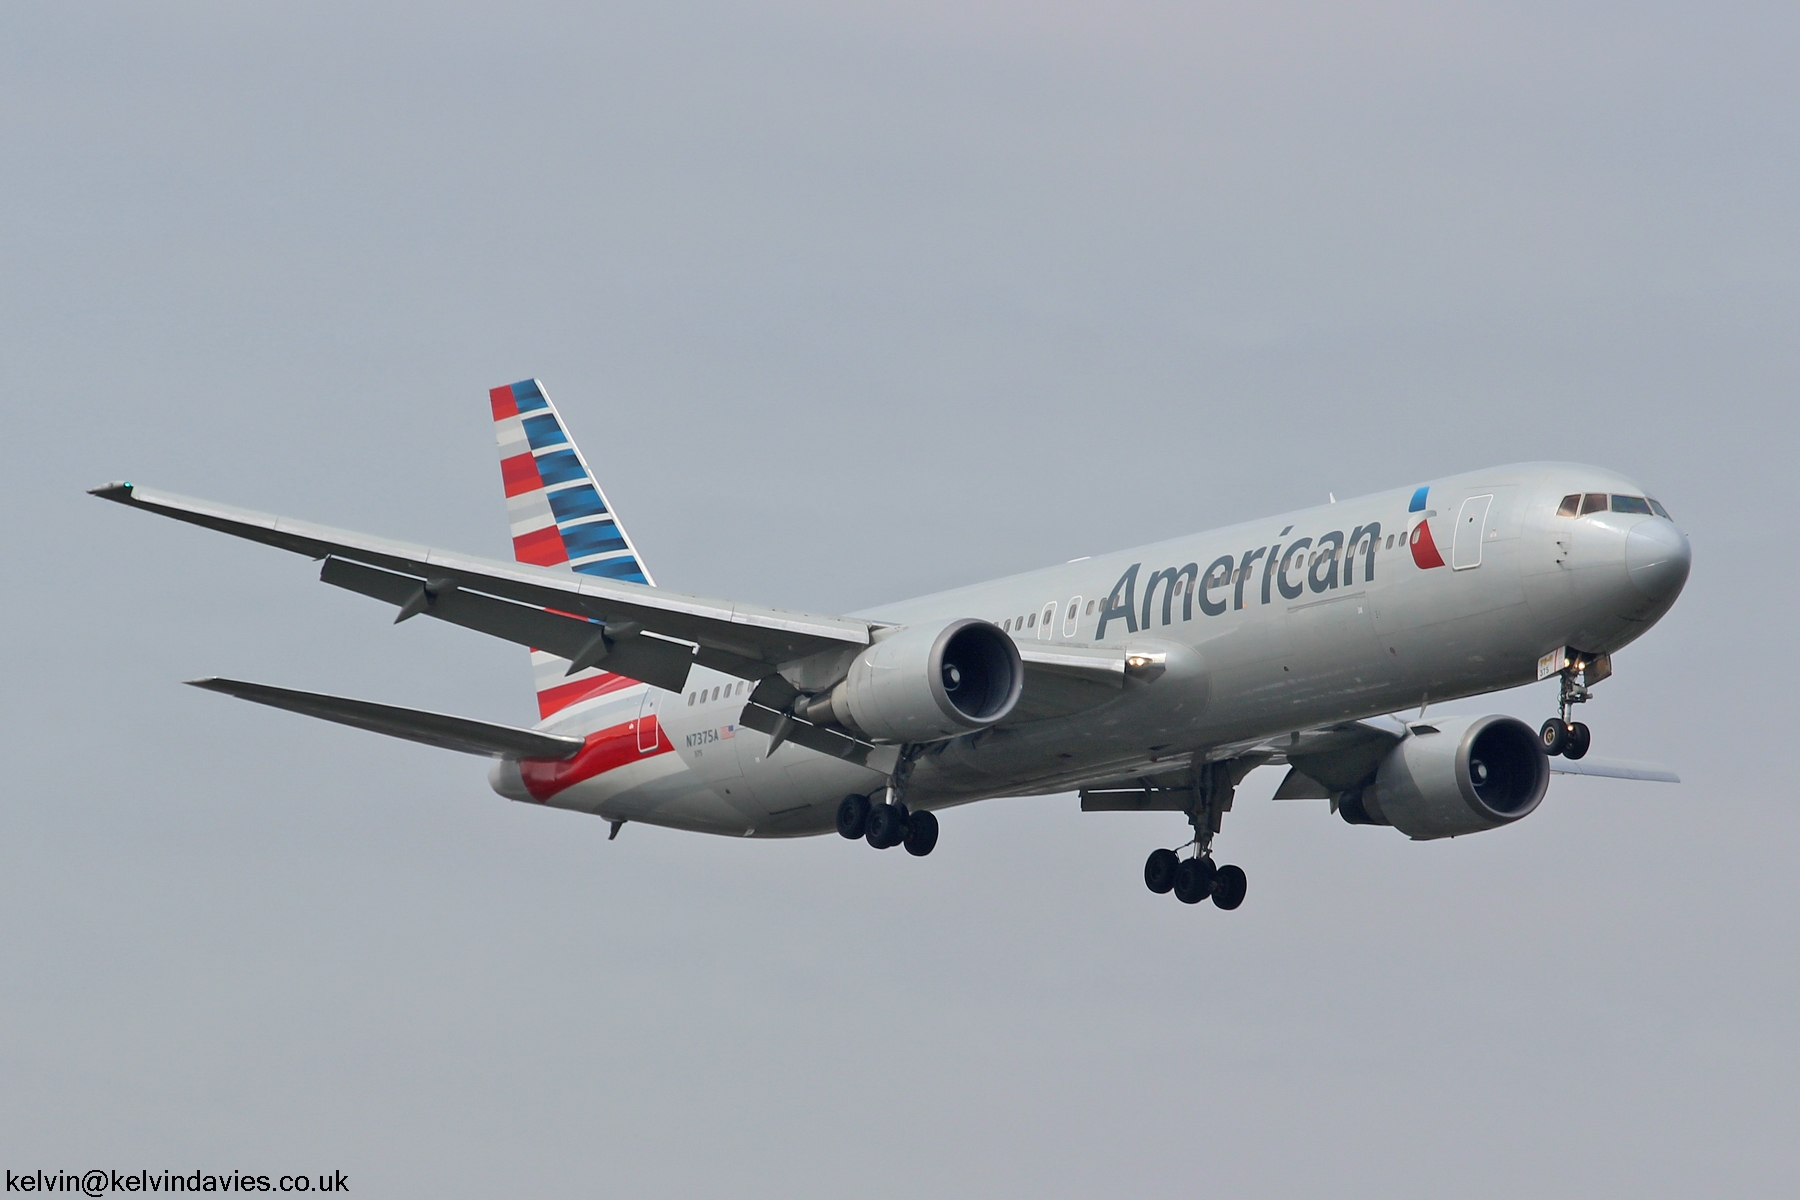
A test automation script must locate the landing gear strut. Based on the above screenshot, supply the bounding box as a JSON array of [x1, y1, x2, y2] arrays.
[[1143, 760, 1251, 912], [1541, 669, 1595, 760]]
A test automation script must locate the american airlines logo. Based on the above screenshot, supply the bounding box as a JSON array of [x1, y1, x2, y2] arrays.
[[1094, 486, 1444, 638]]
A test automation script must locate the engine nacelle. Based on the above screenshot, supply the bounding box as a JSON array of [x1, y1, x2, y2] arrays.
[[1338, 714, 1549, 840], [807, 618, 1023, 743]]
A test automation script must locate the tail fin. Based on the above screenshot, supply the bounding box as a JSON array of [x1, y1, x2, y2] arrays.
[[488, 379, 653, 718]]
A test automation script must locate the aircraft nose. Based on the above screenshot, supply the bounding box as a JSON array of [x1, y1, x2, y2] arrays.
[[1626, 519, 1691, 604]]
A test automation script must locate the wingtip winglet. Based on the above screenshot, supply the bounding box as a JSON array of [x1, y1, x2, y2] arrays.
[[89, 481, 135, 501]]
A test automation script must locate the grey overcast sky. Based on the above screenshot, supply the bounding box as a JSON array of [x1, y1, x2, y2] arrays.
[[2, 2, 1795, 1196]]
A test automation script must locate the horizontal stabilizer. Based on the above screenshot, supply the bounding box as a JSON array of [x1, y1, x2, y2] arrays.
[[188, 678, 585, 760], [1549, 756, 1680, 783]]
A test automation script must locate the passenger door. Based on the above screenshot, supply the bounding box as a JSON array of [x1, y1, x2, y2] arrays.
[[636, 689, 661, 752], [1452, 495, 1494, 570]]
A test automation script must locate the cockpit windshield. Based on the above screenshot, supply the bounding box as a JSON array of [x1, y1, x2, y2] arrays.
[[1557, 492, 1671, 519]]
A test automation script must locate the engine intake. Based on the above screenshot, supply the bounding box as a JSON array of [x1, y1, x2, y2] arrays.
[[1339, 714, 1549, 840], [804, 618, 1023, 744]]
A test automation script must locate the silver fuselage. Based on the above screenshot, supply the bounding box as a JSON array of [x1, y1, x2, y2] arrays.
[[496, 462, 1690, 836]]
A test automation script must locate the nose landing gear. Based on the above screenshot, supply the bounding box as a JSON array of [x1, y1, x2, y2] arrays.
[[1541, 661, 1600, 760], [1143, 760, 1251, 912]]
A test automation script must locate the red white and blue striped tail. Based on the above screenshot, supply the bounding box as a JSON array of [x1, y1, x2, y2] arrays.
[[489, 379, 652, 719]]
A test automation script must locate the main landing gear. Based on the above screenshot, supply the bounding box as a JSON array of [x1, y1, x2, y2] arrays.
[[1541, 670, 1594, 760], [836, 792, 938, 857], [1143, 849, 1247, 909], [1144, 760, 1250, 912]]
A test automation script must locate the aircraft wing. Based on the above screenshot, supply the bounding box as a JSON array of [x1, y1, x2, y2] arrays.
[[93, 483, 870, 686], [95, 482, 1146, 729], [189, 677, 585, 759], [1547, 756, 1680, 782]]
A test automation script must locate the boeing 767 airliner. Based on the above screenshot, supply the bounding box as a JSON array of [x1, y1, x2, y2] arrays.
[[93, 379, 1690, 910]]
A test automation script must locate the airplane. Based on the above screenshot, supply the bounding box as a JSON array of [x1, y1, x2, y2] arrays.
[[92, 379, 1691, 910]]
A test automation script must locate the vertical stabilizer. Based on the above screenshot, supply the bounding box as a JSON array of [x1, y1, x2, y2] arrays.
[[489, 379, 654, 718]]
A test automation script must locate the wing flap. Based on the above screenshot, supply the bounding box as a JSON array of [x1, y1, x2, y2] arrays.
[[188, 677, 585, 759], [319, 557, 697, 692]]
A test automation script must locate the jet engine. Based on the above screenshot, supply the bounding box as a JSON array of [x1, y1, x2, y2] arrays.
[[798, 618, 1023, 743], [1337, 714, 1549, 840]]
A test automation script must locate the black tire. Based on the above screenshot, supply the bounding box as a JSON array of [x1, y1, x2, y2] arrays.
[[1172, 857, 1217, 905], [1211, 864, 1247, 911], [1540, 718, 1569, 757], [866, 802, 909, 849], [903, 810, 939, 857], [1144, 848, 1179, 894], [1565, 722, 1591, 760], [836, 794, 870, 840]]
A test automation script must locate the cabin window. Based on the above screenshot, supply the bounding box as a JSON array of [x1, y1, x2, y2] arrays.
[[711, 686, 720, 701], [1385, 534, 1394, 549], [1650, 498, 1671, 518], [687, 692, 696, 705], [1086, 600, 1096, 615], [1067, 602, 1078, 620], [1557, 494, 1582, 517], [1002, 618, 1011, 631], [1580, 492, 1608, 515], [1027, 612, 1036, 628], [1610, 495, 1654, 515]]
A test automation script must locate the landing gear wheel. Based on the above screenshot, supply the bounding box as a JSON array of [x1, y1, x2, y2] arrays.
[[1564, 722, 1591, 760], [1540, 718, 1570, 757], [865, 802, 909, 849], [903, 810, 939, 857], [836, 794, 870, 840], [1144, 848, 1179, 894], [1211, 865, 1247, 910], [1172, 857, 1217, 905]]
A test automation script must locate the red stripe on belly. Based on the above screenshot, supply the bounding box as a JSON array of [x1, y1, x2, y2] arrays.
[[519, 714, 672, 801]]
